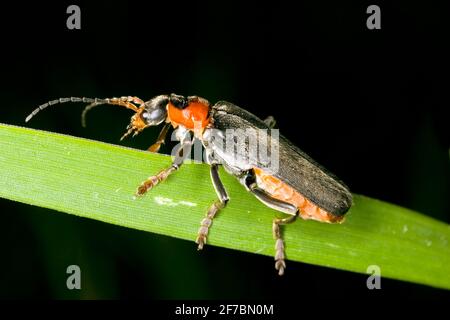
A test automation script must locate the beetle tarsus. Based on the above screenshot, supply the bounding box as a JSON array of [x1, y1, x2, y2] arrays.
[[135, 166, 177, 196], [274, 237, 286, 276], [275, 260, 286, 276], [196, 199, 225, 250]]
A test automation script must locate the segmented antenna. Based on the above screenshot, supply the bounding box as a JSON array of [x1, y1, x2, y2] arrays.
[[80, 96, 144, 127], [25, 97, 113, 123], [25, 96, 143, 126]]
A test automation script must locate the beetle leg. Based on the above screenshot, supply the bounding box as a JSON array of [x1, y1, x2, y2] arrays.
[[135, 133, 192, 197], [148, 123, 171, 153], [241, 171, 298, 275], [272, 213, 298, 276], [196, 163, 229, 250], [252, 186, 298, 275]]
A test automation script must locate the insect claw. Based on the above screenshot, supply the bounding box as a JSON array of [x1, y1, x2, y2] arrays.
[[135, 182, 152, 196], [135, 167, 177, 197], [195, 236, 206, 250], [275, 260, 286, 276], [148, 143, 161, 153], [136, 184, 151, 196]]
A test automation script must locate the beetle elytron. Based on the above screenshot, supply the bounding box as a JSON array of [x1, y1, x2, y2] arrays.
[[26, 94, 353, 275]]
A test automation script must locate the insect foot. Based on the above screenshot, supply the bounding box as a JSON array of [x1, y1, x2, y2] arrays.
[[196, 200, 224, 250], [274, 238, 286, 276], [271, 212, 298, 276], [135, 166, 177, 197], [272, 220, 287, 276]]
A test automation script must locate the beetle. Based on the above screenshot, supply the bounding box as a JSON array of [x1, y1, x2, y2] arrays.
[[26, 94, 353, 275]]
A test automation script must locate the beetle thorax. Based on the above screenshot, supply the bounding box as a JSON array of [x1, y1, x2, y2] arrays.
[[167, 97, 211, 135]]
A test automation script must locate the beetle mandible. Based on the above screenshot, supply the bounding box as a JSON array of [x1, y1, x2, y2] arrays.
[[26, 94, 353, 275]]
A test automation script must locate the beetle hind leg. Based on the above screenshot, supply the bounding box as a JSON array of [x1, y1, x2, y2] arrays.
[[273, 213, 298, 276], [241, 170, 298, 275], [196, 163, 229, 250]]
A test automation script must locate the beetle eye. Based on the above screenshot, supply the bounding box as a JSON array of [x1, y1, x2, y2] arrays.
[[142, 108, 165, 124], [142, 95, 169, 125], [142, 109, 165, 122]]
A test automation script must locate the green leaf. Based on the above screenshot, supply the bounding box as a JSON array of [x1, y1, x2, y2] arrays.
[[1, 123, 449, 289]]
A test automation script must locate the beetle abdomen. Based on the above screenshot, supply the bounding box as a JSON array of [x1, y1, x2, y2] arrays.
[[253, 168, 344, 223], [211, 101, 353, 216]]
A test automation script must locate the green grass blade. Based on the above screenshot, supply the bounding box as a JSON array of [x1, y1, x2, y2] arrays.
[[1, 123, 449, 289]]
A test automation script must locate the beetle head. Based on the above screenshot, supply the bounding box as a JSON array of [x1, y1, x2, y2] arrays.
[[121, 95, 170, 140]]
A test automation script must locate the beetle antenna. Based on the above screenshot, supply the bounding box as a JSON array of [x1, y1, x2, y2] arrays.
[[80, 96, 144, 127], [25, 97, 105, 123], [25, 96, 144, 125]]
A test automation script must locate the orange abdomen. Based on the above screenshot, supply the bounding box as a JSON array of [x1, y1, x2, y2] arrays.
[[253, 167, 344, 223]]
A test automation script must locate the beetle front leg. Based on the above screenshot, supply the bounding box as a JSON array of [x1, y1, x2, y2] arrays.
[[135, 133, 192, 197], [148, 123, 171, 153], [196, 163, 229, 250]]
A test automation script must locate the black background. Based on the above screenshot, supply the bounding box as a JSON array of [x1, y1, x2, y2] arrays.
[[0, 1, 449, 301]]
